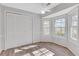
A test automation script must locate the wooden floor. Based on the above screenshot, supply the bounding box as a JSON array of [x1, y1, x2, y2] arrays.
[[0, 42, 75, 56]]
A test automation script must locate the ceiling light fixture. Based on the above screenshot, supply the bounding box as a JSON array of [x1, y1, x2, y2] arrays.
[[41, 11, 45, 14], [41, 9, 51, 14]]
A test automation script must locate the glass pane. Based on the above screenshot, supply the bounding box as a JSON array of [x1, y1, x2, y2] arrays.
[[71, 27, 78, 40], [54, 18, 65, 36], [43, 29, 50, 35], [71, 15, 78, 40], [72, 15, 78, 26], [43, 21, 49, 24], [43, 20, 50, 35], [55, 27, 65, 36]]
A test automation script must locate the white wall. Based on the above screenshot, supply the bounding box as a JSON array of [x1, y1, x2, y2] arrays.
[[0, 5, 4, 51], [32, 15, 41, 43], [0, 6, 2, 51]]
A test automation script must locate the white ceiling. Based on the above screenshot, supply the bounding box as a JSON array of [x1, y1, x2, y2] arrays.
[[1, 3, 60, 14], [43, 4, 79, 18]]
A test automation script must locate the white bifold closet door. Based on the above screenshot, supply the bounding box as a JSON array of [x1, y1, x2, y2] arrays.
[[5, 12, 32, 49]]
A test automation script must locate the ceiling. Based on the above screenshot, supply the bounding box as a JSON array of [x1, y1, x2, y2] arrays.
[[1, 3, 60, 14]]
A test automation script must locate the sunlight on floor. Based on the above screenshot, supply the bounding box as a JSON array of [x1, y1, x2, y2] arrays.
[[32, 48, 55, 56], [32, 50, 43, 56], [23, 53, 31, 56], [39, 48, 49, 53], [14, 49, 23, 53], [21, 45, 38, 50]]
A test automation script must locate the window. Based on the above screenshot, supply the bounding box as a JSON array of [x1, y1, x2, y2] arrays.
[[71, 15, 78, 40], [54, 18, 65, 36], [42, 20, 50, 35]]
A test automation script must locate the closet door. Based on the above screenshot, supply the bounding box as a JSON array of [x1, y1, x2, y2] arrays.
[[5, 12, 32, 49]]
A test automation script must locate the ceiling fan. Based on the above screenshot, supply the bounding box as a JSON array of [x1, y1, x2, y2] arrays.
[[41, 3, 51, 14], [46, 3, 51, 6], [41, 3, 60, 14]]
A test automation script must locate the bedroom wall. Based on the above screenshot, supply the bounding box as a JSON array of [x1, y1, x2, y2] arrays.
[[0, 5, 2, 51], [0, 5, 5, 51], [32, 15, 41, 43], [0, 4, 41, 50]]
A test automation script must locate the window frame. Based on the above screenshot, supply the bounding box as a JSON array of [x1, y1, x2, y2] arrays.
[[41, 19, 51, 35], [70, 14, 78, 40], [53, 15, 66, 37], [68, 7, 79, 41]]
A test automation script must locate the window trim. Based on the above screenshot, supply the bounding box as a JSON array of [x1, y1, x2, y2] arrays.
[[70, 15, 78, 40], [52, 14, 66, 37]]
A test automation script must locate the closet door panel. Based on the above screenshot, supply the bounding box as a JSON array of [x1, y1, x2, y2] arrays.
[[15, 14, 32, 45], [5, 13, 16, 49], [5, 12, 32, 49]]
